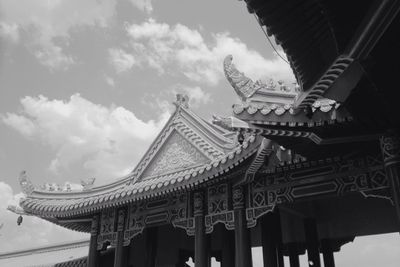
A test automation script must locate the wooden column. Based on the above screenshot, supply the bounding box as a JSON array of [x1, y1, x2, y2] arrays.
[[275, 211, 284, 267], [304, 218, 320, 267], [221, 228, 235, 267], [145, 227, 158, 267], [288, 243, 300, 267], [380, 130, 400, 226], [233, 185, 252, 267], [88, 214, 100, 267], [261, 214, 277, 267], [194, 191, 209, 267], [114, 209, 127, 267], [320, 239, 335, 267]]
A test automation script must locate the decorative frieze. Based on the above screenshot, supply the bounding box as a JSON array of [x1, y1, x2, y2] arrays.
[[97, 210, 117, 250], [205, 184, 234, 233]]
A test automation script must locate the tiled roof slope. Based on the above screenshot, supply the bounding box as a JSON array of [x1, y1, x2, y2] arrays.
[[18, 95, 261, 222]]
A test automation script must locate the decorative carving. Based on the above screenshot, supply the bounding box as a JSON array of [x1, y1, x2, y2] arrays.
[[142, 131, 208, 178], [90, 215, 99, 237], [205, 184, 234, 233], [174, 94, 189, 109], [245, 154, 390, 227], [223, 55, 264, 101], [117, 209, 126, 232], [193, 191, 204, 217], [212, 115, 233, 131], [97, 210, 116, 249], [19, 171, 35, 195], [232, 186, 245, 210], [380, 131, 400, 167], [124, 202, 145, 246], [81, 178, 96, 191], [172, 218, 195, 236]]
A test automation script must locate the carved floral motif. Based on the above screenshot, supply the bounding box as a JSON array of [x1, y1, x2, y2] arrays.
[[142, 131, 208, 178]]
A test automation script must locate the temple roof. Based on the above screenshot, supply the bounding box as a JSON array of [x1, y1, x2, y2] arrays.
[[223, 55, 352, 127], [17, 95, 261, 221]]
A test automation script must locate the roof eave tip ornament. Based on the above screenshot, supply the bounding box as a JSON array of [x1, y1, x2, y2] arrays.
[[19, 170, 35, 196], [81, 177, 96, 191], [223, 55, 263, 102], [174, 94, 189, 109], [212, 115, 233, 131]]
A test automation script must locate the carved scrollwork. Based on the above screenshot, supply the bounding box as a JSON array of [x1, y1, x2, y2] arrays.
[[380, 131, 400, 167]]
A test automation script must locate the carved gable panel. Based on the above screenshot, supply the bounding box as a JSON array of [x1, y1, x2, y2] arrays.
[[141, 130, 209, 179]]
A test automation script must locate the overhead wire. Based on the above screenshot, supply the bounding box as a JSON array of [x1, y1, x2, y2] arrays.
[[253, 13, 290, 65]]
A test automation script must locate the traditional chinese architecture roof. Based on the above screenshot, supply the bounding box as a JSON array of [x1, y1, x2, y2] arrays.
[[221, 54, 384, 159], [0, 239, 88, 267], [240, 0, 400, 128], [17, 95, 261, 229]]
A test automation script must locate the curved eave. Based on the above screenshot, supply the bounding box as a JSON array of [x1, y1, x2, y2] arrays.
[[232, 102, 352, 128], [20, 136, 260, 219]]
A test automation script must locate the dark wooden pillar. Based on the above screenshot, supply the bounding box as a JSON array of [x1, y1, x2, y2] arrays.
[[221, 228, 235, 267], [304, 218, 320, 267], [114, 209, 127, 267], [320, 239, 335, 267], [288, 243, 300, 267], [261, 214, 277, 267], [145, 227, 158, 267], [380, 131, 400, 226], [233, 185, 252, 267], [275, 211, 284, 267], [88, 214, 100, 267], [194, 191, 210, 267]]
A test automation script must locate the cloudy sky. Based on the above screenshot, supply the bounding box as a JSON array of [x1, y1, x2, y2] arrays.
[[0, 0, 399, 266]]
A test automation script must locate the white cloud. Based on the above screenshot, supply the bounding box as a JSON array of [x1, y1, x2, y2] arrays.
[[104, 75, 115, 87], [0, 22, 19, 43], [0, 181, 87, 252], [109, 48, 137, 73], [119, 19, 295, 86], [1, 94, 170, 184], [0, 0, 152, 70]]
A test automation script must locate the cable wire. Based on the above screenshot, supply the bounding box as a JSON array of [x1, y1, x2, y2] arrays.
[[253, 13, 290, 65]]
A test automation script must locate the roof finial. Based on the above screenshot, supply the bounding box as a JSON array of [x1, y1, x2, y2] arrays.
[[174, 94, 189, 109], [19, 171, 35, 195]]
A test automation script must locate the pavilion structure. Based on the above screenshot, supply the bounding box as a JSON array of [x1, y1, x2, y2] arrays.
[[12, 0, 400, 267]]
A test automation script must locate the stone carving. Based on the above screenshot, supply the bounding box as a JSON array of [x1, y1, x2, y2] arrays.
[[19, 171, 35, 195], [142, 131, 208, 178]]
